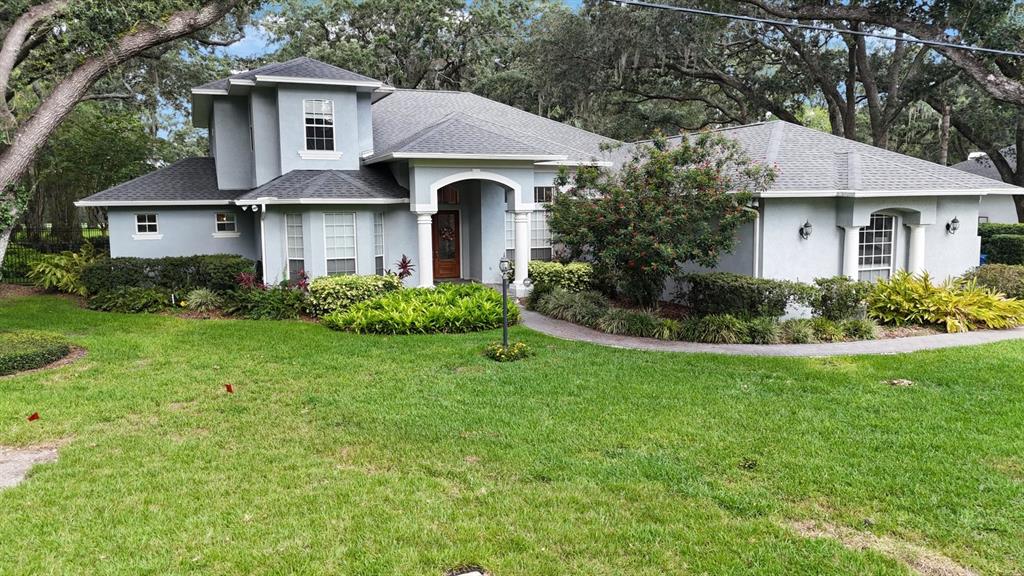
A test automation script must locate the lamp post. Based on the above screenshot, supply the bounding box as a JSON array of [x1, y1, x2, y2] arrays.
[[498, 256, 512, 348]]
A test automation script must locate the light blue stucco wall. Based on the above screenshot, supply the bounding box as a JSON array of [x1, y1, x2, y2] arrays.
[[357, 92, 373, 156], [108, 207, 257, 260], [408, 160, 538, 213], [212, 97, 254, 190], [980, 194, 1019, 224], [251, 87, 281, 186], [277, 85, 362, 172]]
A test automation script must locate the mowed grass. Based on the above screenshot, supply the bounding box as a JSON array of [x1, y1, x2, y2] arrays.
[[1, 295, 1022, 575]]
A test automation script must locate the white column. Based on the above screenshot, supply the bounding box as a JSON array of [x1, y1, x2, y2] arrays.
[[907, 224, 926, 275], [842, 225, 860, 280], [513, 211, 530, 289], [416, 212, 435, 287]]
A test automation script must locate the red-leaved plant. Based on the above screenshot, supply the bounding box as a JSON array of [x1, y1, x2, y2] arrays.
[[236, 271, 265, 290], [386, 255, 415, 280]]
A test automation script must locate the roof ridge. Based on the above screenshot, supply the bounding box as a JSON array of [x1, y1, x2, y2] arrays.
[[386, 112, 463, 153], [328, 170, 374, 194]]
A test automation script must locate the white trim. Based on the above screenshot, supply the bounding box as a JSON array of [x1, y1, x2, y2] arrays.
[[235, 197, 408, 205], [214, 211, 238, 234], [426, 171, 523, 214], [534, 160, 613, 167], [228, 78, 256, 87], [374, 211, 387, 276], [75, 200, 233, 207], [132, 234, 163, 241], [298, 150, 343, 160], [285, 212, 305, 280], [757, 188, 1019, 198], [190, 88, 228, 95], [366, 152, 567, 163], [212, 232, 241, 239], [255, 75, 382, 88]]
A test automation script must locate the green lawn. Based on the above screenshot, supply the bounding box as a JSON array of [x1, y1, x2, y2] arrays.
[[1, 294, 1022, 575]]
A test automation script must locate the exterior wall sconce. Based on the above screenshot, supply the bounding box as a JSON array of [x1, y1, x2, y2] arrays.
[[799, 220, 813, 240], [946, 217, 960, 235]]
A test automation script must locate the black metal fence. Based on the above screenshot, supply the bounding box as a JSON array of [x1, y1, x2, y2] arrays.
[[1, 226, 110, 285]]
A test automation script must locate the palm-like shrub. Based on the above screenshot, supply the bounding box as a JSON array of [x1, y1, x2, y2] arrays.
[[867, 271, 1024, 332], [184, 288, 222, 312], [28, 243, 99, 295]]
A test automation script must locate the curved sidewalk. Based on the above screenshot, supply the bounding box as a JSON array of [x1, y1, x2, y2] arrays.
[[520, 310, 1024, 357]]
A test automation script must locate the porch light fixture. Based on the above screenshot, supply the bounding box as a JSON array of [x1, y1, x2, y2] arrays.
[[799, 220, 813, 240], [946, 217, 960, 235]]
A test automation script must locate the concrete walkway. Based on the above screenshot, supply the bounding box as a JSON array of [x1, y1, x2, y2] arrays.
[[520, 310, 1024, 357]]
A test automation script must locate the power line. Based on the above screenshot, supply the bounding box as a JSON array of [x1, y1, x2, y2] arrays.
[[606, 0, 1024, 58]]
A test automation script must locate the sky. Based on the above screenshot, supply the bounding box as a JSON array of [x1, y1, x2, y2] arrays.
[[218, 0, 585, 58]]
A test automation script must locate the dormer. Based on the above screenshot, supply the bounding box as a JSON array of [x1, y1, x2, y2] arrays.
[[191, 57, 388, 189]]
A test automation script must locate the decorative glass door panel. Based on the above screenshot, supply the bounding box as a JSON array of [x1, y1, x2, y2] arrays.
[[432, 211, 460, 279]]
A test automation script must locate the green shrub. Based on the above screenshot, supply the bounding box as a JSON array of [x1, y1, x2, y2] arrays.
[[0, 330, 72, 376], [27, 243, 100, 295], [323, 283, 516, 334], [811, 317, 846, 342], [81, 254, 255, 295], [527, 261, 594, 293], [986, 234, 1024, 265], [2, 244, 45, 282], [780, 319, 817, 344], [965, 264, 1024, 299], [841, 318, 879, 341], [687, 314, 748, 344], [484, 341, 533, 362], [305, 274, 403, 317], [867, 271, 1024, 333], [184, 288, 222, 312], [810, 276, 871, 321], [88, 287, 170, 313], [596, 308, 660, 337], [651, 318, 682, 341], [978, 222, 1024, 240], [744, 317, 780, 344], [223, 287, 306, 320], [678, 272, 812, 319], [534, 288, 609, 327]]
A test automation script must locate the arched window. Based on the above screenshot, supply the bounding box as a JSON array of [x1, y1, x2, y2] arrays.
[[858, 213, 897, 281]]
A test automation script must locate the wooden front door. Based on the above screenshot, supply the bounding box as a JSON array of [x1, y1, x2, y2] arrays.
[[432, 210, 461, 279]]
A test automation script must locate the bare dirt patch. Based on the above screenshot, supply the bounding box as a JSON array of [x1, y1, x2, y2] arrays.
[[788, 520, 977, 576], [0, 284, 44, 298], [0, 443, 65, 490]]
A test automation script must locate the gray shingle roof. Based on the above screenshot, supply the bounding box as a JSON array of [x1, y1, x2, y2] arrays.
[[77, 158, 237, 205], [952, 146, 1016, 182], [370, 89, 619, 163], [652, 121, 1019, 194], [236, 166, 408, 202], [195, 57, 380, 91]]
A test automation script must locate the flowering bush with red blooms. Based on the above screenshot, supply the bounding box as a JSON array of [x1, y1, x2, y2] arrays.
[[549, 132, 776, 306]]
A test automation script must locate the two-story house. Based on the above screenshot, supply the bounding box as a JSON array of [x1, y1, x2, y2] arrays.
[[77, 57, 617, 290]]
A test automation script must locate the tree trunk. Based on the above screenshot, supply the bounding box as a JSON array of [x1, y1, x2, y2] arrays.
[[843, 26, 858, 140], [938, 103, 950, 166], [0, 225, 11, 281], [1016, 110, 1024, 223]]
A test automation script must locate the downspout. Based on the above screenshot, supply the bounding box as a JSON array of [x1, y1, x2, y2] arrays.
[[258, 203, 267, 283], [741, 202, 761, 278]]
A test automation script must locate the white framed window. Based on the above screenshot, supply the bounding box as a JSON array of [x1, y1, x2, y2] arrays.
[[324, 212, 356, 275], [504, 211, 515, 260], [135, 213, 158, 234], [215, 212, 237, 233], [304, 99, 335, 151], [858, 213, 897, 282], [534, 186, 555, 204], [374, 212, 385, 275], [531, 210, 552, 261], [286, 213, 305, 280]]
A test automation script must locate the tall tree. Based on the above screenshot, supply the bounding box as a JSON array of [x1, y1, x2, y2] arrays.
[[0, 0, 256, 266]]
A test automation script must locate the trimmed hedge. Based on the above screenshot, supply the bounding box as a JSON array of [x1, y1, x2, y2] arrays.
[[985, 234, 1024, 265], [323, 283, 516, 334], [305, 274, 403, 317], [677, 272, 812, 318], [528, 261, 594, 293], [978, 223, 1024, 240], [810, 276, 872, 320], [0, 330, 72, 376], [81, 254, 255, 295], [965, 264, 1024, 298]]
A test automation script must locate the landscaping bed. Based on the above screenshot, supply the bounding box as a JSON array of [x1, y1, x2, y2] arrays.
[[0, 330, 72, 376]]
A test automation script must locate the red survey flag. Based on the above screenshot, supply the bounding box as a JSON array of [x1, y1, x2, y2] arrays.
[[27, 412, 39, 421]]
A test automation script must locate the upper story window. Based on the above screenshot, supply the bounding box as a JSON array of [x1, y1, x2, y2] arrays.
[[136, 213, 158, 234], [534, 186, 555, 204], [304, 99, 335, 151]]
